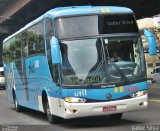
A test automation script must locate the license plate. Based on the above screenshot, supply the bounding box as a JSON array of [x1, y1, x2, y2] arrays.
[[103, 106, 117, 112]]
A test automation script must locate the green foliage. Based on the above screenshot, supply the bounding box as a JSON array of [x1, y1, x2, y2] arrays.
[[3, 26, 45, 63]]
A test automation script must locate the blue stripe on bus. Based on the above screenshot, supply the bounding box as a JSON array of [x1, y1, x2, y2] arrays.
[[62, 82, 148, 100]]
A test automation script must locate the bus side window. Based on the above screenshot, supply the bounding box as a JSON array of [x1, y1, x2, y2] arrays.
[[9, 37, 16, 60], [21, 21, 45, 57], [3, 40, 10, 62], [28, 26, 36, 55], [3, 35, 22, 62], [22, 31, 29, 57], [15, 34, 22, 59], [35, 21, 45, 54]]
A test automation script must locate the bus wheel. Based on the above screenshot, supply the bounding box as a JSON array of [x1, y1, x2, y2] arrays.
[[45, 100, 62, 124], [13, 91, 22, 112], [109, 113, 123, 119]]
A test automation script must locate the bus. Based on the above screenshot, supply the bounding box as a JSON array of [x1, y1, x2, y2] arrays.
[[2, 6, 157, 123]]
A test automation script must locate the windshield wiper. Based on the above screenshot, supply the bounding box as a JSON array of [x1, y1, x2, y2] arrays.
[[86, 57, 129, 88], [86, 38, 108, 88], [107, 57, 129, 83], [86, 59, 105, 88]]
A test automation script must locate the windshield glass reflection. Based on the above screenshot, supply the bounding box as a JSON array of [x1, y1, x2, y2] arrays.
[[60, 36, 146, 87]]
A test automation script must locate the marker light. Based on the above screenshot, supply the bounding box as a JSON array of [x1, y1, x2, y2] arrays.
[[130, 90, 148, 98], [64, 97, 87, 103], [65, 108, 78, 114]]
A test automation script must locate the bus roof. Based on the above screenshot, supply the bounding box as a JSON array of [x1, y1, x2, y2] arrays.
[[47, 6, 133, 17], [3, 6, 133, 43]]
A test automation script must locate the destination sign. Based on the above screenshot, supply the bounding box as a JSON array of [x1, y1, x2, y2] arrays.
[[99, 14, 138, 34]]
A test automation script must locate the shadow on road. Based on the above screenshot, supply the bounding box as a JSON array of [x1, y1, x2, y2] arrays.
[[61, 116, 144, 128], [10, 107, 47, 123]]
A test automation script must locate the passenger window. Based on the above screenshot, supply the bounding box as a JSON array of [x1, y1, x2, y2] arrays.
[[3, 34, 22, 62], [28, 26, 36, 55], [22, 21, 45, 57], [3, 40, 11, 62], [22, 31, 29, 57], [35, 21, 45, 53], [10, 37, 16, 60], [14, 34, 22, 59]]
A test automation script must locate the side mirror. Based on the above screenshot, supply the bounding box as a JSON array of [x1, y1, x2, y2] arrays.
[[143, 29, 157, 56], [50, 36, 60, 64]]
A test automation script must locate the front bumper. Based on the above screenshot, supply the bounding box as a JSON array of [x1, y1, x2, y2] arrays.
[[62, 94, 148, 119]]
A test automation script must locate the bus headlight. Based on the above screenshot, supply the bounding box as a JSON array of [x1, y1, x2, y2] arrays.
[[130, 90, 148, 98], [64, 97, 87, 103]]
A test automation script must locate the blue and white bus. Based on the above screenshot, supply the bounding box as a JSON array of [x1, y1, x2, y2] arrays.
[[3, 6, 157, 123]]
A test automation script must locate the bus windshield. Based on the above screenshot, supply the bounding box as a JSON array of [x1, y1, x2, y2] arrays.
[[56, 14, 138, 39], [60, 36, 147, 88]]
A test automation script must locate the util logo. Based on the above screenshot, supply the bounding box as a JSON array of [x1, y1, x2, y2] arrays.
[[74, 90, 87, 97]]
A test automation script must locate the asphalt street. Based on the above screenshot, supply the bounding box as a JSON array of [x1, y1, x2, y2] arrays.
[[0, 84, 160, 131]]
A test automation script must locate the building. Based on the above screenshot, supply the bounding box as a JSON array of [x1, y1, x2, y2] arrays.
[[137, 16, 160, 79]]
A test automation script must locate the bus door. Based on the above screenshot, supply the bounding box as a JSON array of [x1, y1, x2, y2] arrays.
[[45, 18, 62, 101]]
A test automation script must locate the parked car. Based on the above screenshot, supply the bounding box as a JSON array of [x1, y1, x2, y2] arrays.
[[152, 66, 160, 83], [0, 65, 5, 89]]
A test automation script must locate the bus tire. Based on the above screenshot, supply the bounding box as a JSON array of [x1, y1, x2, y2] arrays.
[[45, 100, 62, 124], [13, 91, 22, 112], [109, 113, 123, 119]]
